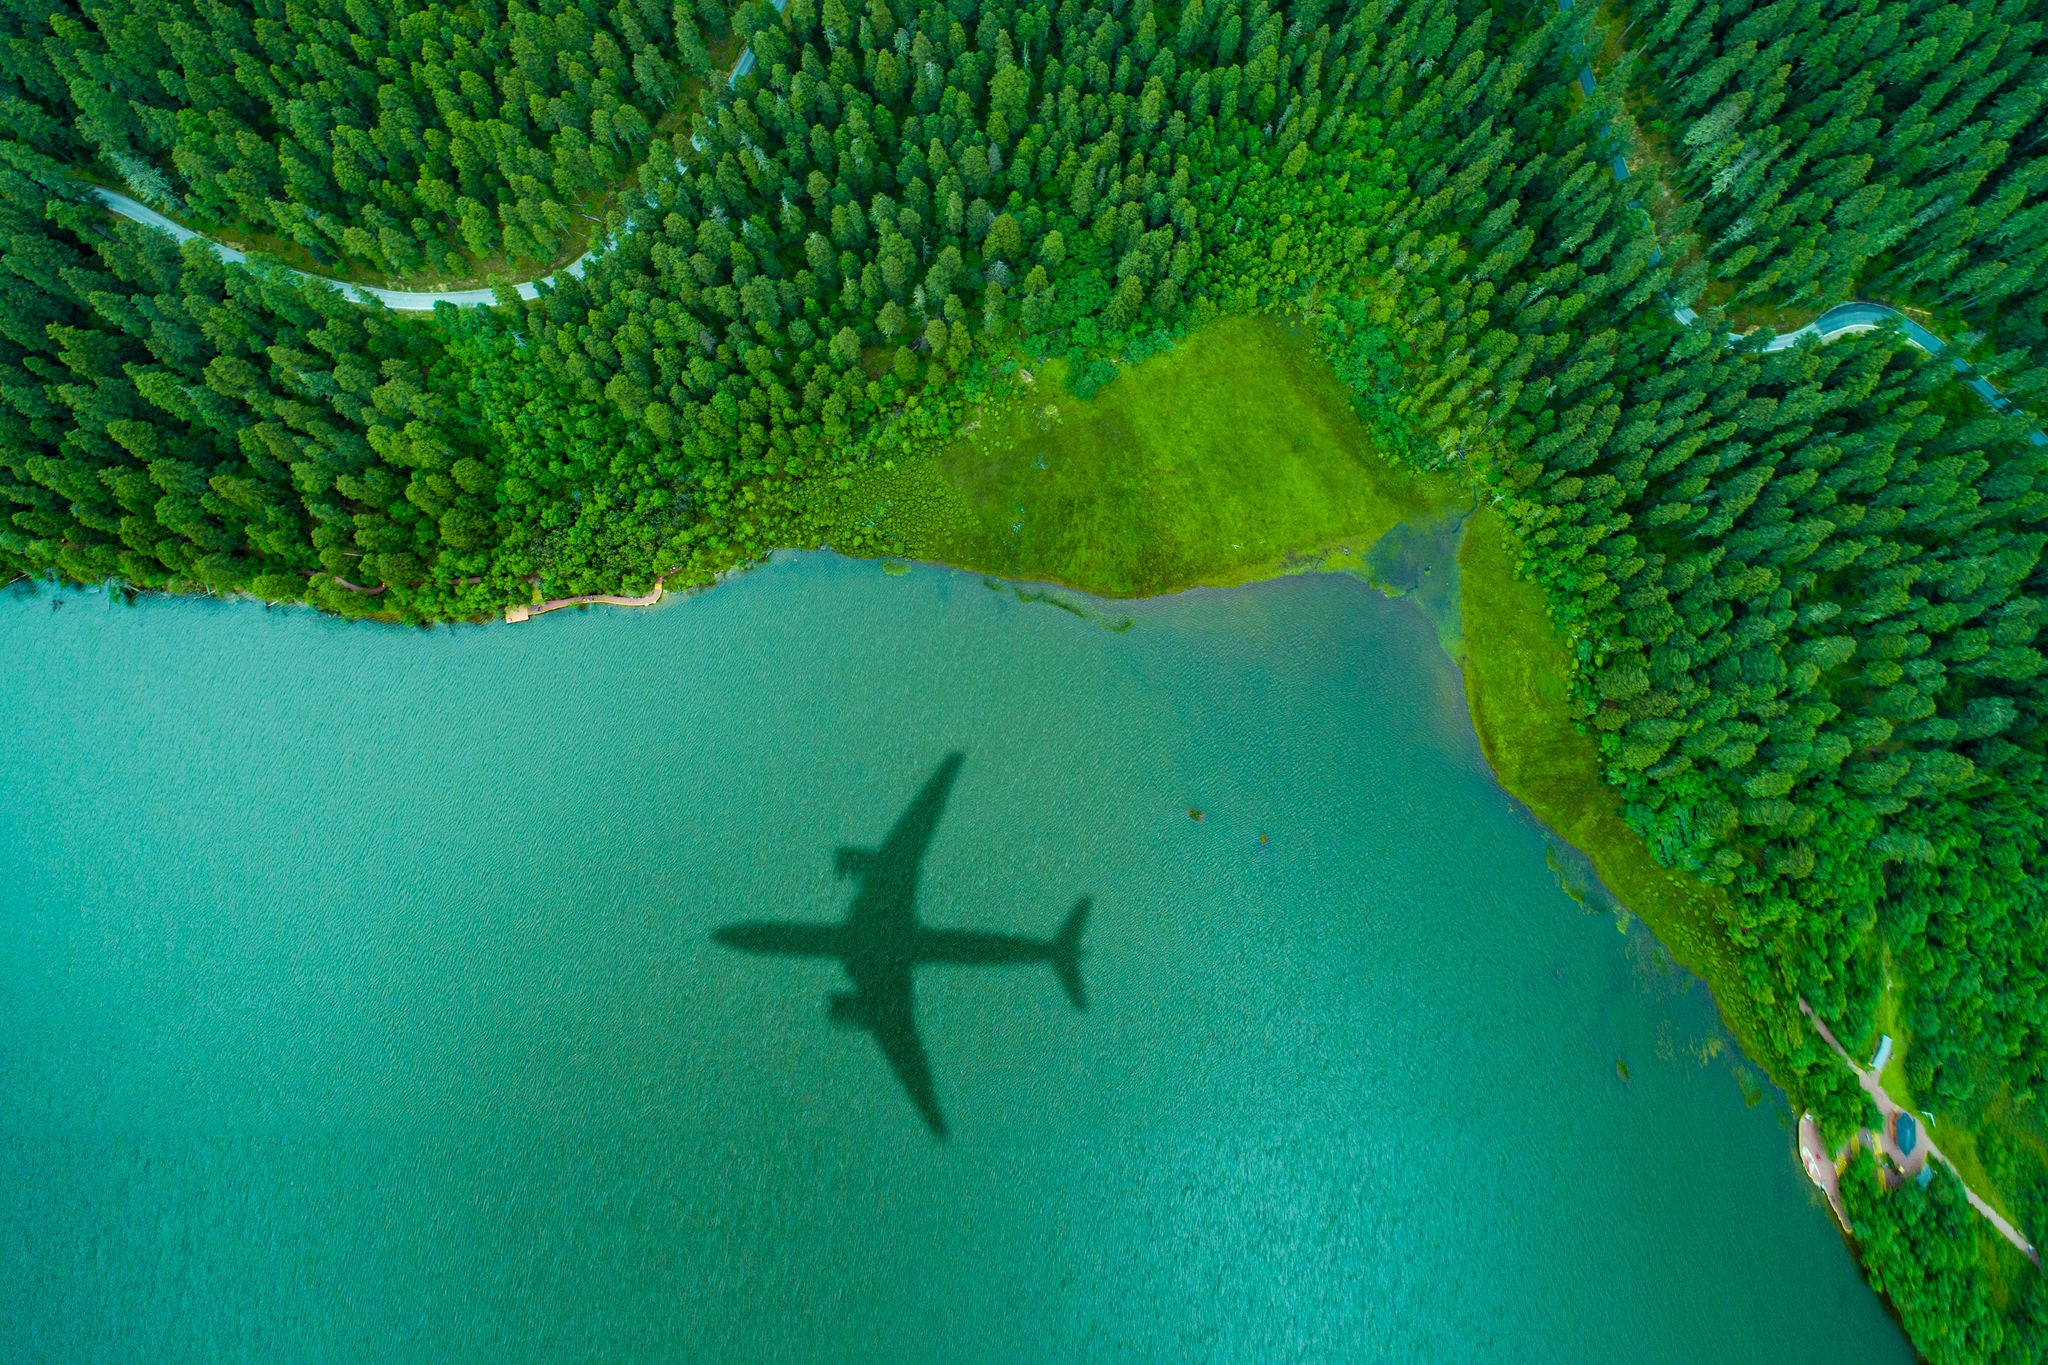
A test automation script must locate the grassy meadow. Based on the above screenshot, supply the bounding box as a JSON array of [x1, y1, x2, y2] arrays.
[[815, 315, 1463, 597]]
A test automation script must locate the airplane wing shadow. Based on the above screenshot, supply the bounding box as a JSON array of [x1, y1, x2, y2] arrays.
[[858, 972, 948, 1138]]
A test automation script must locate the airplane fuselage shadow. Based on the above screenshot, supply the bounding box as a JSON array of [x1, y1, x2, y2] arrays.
[[713, 752, 1090, 1138]]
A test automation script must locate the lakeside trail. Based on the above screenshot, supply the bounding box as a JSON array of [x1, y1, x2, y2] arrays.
[[504, 577, 671, 623], [1799, 1113, 1850, 1232], [1799, 999, 2040, 1265]]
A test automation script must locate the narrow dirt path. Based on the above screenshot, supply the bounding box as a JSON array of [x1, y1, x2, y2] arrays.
[[1798, 1112, 1850, 1232], [504, 578, 669, 623]]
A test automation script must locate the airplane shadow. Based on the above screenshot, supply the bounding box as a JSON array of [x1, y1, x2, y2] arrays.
[[714, 752, 1090, 1138]]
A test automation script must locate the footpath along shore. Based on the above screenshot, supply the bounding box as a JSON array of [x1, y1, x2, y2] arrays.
[[1798, 999, 2039, 1265], [505, 578, 668, 623]]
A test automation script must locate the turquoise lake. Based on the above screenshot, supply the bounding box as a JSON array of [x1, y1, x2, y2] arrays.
[[0, 554, 1909, 1360]]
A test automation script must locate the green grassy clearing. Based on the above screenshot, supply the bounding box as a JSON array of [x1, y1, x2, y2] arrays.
[[817, 314, 1463, 597], [1875, 980, 1920, 1103]]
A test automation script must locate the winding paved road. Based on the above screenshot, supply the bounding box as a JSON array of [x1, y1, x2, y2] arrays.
[[85, 185, 591, 308], [1677, 301, 2048, 446], [1563, 0, 2047, 444]]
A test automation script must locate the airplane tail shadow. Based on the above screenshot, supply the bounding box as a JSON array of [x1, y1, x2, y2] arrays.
[[1051, 897, 1090, 1011]]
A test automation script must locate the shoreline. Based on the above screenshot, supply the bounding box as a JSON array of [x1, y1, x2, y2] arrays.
[[13, 519, 2003, 1276]]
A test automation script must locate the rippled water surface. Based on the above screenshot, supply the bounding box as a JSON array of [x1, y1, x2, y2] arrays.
[[0, 556, 1907, 1360]]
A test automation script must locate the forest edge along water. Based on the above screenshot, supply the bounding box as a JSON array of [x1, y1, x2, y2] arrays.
[[7, 302, 2035, 1348], [12, 0, 2048, 1351], [803, 311, 2042, 1297], [478, 306, 2044, 1262]]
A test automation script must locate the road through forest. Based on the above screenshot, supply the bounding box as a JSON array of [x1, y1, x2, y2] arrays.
[[83, 16, 2045, 446], [79, 0, 791, 310]]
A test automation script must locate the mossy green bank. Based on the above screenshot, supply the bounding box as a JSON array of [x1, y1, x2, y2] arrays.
[[1456, 506, 1775, 1078]]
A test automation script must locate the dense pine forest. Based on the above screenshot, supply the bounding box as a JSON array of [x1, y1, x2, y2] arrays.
[[4, 0, 2048, 1354], [1640, 0, 2048, 381], [17, 0, 705, 276]]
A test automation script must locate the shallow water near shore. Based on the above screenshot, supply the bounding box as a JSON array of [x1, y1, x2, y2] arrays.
[[0, 555, 1906, 1361]]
